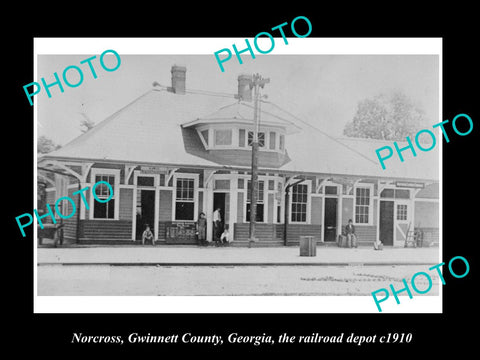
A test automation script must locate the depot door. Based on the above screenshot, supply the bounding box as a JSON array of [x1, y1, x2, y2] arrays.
[[136, 189, 155, 240], [395, 200, 411, 245], [324, 197, 338, 242], [380, 200, 394, 246], [213, 193, 226, 222]]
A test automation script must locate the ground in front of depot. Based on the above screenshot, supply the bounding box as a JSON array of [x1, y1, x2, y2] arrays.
[[37, 263, 439, 296]]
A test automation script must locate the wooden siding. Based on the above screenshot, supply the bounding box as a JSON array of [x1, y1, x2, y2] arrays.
[[237, 192, 244, 223], [80, 220, 132, 240], [61, 187, 79, 243], [311, 197, 322, 225], [45, 189, 55, 204], [119, 188, 133, 220], [62, 217, 78, 243], [43, 187, 79, 243], [157, 222, 168, 241], [233, 223, 322, 245], [159, 189, 172, 221], [267, 193, 274, 223], [415, 201, 439, 228], [84, 187, 91, 219], [416, 183, 439, 199], [198, 191, 203, 215], [418, 227, 439, 246], [234, 223, 280, 241], [225, 193, 230, 224], [280, 224, 322, 244], [340, 225, 377, 244], [342, 197, 354, 224], [356, 225, 376, 242]]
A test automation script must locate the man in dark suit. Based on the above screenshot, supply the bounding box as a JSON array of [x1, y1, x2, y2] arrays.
[[345, 219, 357, 248]]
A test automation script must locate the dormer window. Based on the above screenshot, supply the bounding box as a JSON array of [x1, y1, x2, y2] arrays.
[[239, 129, 246, 147], [269, 131, 276, 150], [214, 129, 232, 146], [248, 131, 265, 147], [183, 99, 300, 155], [200, 129, 209, 145], [195, 125, 286, 153]]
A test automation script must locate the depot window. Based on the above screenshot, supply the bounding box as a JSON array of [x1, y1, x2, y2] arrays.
[[175, 178, 195, 221], [380, 189, 410, 199], [246, 180, 264, 222], [137, 176, 154, 187], [291, 183, 308, 222], [397, 204, 408, 221], [355, 187, 371, 224], [93, 174, 115, 219]]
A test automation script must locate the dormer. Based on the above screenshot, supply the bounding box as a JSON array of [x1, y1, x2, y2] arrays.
[[180, 75, 301, 168], [194, 123, 287, 154]]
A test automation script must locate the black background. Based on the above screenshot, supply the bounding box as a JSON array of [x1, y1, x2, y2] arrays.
[[7, 4, 478, 356]]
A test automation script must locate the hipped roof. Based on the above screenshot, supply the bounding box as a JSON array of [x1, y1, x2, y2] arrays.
[[41, 88, 439, 182]]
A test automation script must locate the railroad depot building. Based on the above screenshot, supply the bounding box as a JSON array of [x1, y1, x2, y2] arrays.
[[37, 65, 439, 247]]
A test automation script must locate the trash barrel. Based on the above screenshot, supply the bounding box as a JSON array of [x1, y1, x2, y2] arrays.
[[299, 236, 316, 256]]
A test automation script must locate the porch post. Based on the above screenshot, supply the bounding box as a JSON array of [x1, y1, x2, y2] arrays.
[[376, 180, 382, 243], [154, 186, 160, 241], [229, 172, 238, 235], [338, 186, 343, 238], [79, 181, 87, 220], [204, 170, 215, 242], [132, 185, 137, 241]]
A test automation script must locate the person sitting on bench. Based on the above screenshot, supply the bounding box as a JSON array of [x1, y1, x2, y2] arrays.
[[345, 219, 357, 248]]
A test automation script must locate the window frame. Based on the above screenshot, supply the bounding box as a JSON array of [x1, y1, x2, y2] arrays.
[[238, 128, 246, 148], [245, 179, 265, 223], [396, 203, 408, 221], [279, 134, 285, 151], [380, 188, 411, 199], [213, 129, 233, 147], [89, 168, 120, 220], [290, 180, 312, 224], [200, 129, 209, 147], [353, 184, 374, 225], [290, 183, 308, 223], [269, 131, 276, 150], [136, 175, 155, 187], [248, 131, 266, 148], [172, 173, 199, 222], [197, 125, 285, 153]]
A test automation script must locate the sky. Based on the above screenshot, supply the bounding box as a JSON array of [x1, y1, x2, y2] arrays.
[[37, 53, 439, 146]]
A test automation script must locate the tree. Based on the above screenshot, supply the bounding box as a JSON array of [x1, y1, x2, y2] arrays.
[[38, 135, 61, 154], [343, 91, 427, 140]]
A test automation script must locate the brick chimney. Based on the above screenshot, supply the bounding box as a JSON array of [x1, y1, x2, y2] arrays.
[[237, 74, 252, 101], [170, 65, 186, 94]]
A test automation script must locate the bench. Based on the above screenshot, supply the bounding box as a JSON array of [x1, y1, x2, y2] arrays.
[[38, 223, 64, 246]]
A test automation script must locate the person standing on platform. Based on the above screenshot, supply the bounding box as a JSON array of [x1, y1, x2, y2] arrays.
[[213, 208, 222, 246], [196, 212, 207, 246]]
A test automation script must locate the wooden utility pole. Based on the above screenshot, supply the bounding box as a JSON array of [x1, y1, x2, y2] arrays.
[[248, 73, 270, 245]]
